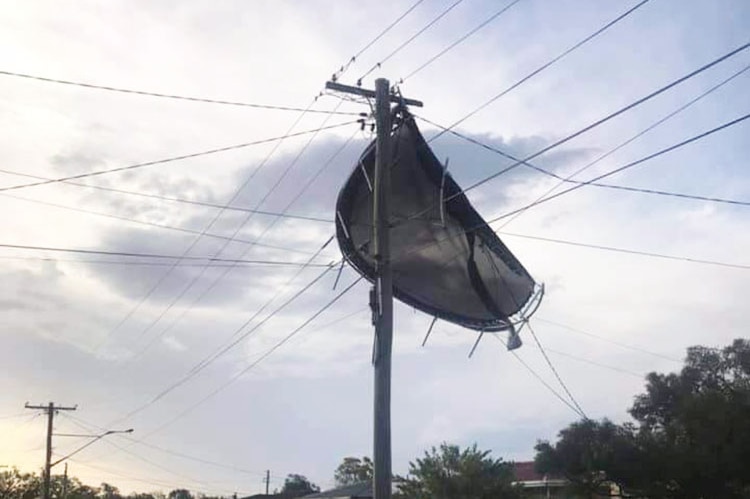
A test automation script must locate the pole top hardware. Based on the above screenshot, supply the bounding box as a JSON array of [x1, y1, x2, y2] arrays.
[[325, 81, 424, 108]]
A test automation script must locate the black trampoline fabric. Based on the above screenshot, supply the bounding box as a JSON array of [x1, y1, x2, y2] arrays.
[[336, 110, 535, 332]]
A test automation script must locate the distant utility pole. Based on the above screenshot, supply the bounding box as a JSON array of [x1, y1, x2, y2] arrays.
[[24, 402, 77, 499], [324, 78, 422, 499], [62, 463, 69, 499], [264, 470, 270, 495]]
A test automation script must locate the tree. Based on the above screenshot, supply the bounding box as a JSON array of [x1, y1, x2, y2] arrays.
[[397, 443, 523, 499], [534, 419, 641, 497], [334, 457, 373, 486], [280, 474, 319, 497], [167, 490, 193, 499], [0, 468, 40, 499], [535, 339, 750, 498], [100, 483, 122, 499]]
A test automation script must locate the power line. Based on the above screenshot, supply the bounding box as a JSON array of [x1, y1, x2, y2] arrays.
[[95, 97, 338, 350], [392, 111, 750, 272], [526, 322, 588, 418], [544, 347, 644, 379], [0, 166, 332, 222], [358, 0, 466, 84], [0, 412, 28, 420], [1, 192, 330, 257], [414, 62, 750, 215], [491, 333, 584, 418], [455, 41, 750, 196], [69, 459, 237, 497], [332, 0, 427, 82], [534, 317, 682, 363], [499, 231, 750, 271], [142, 275, 364, 439], [580, 182, 750, 207], [125, 102, 352, 354], [398, 0, 659, 224], [0, 254, 334, 269], [0, 120, 356, 193], [0, 242, 333, 267], [487, 111, 750, 224], [111, 246, 337, 424], [416, 118, 750, 209], [398, 0, 527, 83], [0, 69, 361, 115], [124, 235, 337, 370], [63, 413, 275, 480], [0, 172, 333, 223]]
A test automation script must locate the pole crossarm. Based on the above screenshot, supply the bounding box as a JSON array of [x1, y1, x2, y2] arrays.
[[24, 402, 78, 499], [325, 81, 424, 108]]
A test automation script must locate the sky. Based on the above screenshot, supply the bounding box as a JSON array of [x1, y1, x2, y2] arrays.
[[0, 0, 749, 495]]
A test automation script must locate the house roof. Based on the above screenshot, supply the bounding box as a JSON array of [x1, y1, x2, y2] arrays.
[[303, 482, 372, 498], [513, 461, 545, 482], [241, 494, 292, 499]]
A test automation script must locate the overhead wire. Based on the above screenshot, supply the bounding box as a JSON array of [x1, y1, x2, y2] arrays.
[[134, 124, 359, 359], [124, 234, 337, 370], [69, 459, 238, 496], [1, 191, 329, 257], [0, 69, 360, 115], [331, 0, 427, 82], [0, 120, 356, 194], [499, 231, 750, 271], [384, 110, 750, 278], [440, 40, 750, 197], [0, 168, 332, 223], [491, 333, 585, 418], [418, 117, 750, 209], [101, 9, 409, 429], [534, 317, 682, 363], [94, 97, 340, 351], [141, 275, 364, 439], [395, 0, 664, 224], [58, 414, 243, 493], [485, 111, 750, 226], [543, 347, 644, 379], [526, 321, 588, 418], [414, 62, 750, 221], [0, 255, 331, 269], [111, 242, 337, 424], [0, 242, 334, 267], [397, 0, 528, 84], [63, 413, 275, 480], [357, 0, 466, 84], [123, 101, 353, 358]]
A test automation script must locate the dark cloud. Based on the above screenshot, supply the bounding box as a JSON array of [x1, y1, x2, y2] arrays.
[[77, 127, 592, 310]]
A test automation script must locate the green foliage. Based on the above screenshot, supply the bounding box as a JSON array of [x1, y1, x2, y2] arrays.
[[0, 468, 40, 499], [100, 483, 121, 499], [334, 457, 373, 486], [280, 474, 319, 497], [397, 443, 523, 499], [167, 490, 192, 499], [535, 338, 750, 498]]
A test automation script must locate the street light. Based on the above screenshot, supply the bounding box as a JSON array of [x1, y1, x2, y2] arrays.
[[50, 428, 133, 467]]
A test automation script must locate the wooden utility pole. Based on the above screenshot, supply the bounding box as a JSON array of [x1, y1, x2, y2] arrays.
[[371, 77, 394, 499], [62, 463, 69, 499], [25, 402, 77, 499], [324, 79, 421, 499], [265, 470, 270, 495]]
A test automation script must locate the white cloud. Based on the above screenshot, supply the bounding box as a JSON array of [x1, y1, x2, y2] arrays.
[[1, 0, 749, 494]]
